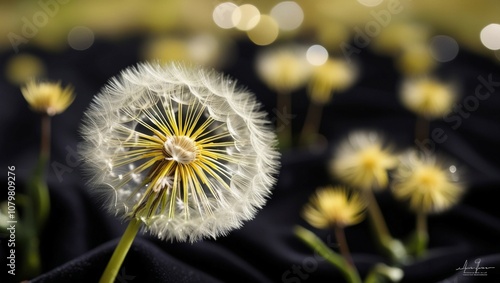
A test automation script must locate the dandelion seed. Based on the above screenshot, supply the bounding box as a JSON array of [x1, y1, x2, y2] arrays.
[[80, 62, 280, 243]]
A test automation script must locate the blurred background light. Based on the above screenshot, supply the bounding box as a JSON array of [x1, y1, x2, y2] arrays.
[[306, 45, 329, 66], [480, 23, 500, 50], [213, 2, 238, 29], [67, 26, 95, 51], [429, 35, 459, 62], [232, 4, 261, 31], [5, 54, 46, 85], [270, 1, 304, 31], [247, 15, 279, 46]]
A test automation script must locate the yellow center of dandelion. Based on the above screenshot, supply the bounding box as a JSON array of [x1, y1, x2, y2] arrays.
[[414, 166, 444, 191], [361, 149, 379, 170], [111, 98, 240, 222], [163, 136, 198, 165]]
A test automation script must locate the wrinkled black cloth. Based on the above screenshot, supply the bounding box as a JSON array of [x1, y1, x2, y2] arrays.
[[1, 37, 500, 283]]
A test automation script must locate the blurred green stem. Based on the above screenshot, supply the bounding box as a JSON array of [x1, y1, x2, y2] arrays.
[[20, 114, 52, 279], [100, 218, 142, 283], [295, 226, 362, 283], [33, 114, 51, 229], [414, 212, 428, 257], [299, 102, 323, 146], [333, 225, 354, 266], [364, 190, 407, 263]]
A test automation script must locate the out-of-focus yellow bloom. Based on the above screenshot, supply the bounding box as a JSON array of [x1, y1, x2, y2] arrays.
[[330, 132, 398, 191], [396, 45, 436, 76], [308, 58, 357, 104], [400, 77, 456, 119], [21, 81, 75, 116], [5, 54, 46, 85], [255, 45, 311, 93], [303, 186, 366, 229], [392, 151, 464, 214], [371, 21, 430, 56]]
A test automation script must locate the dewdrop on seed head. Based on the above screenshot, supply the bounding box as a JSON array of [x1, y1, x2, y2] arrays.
[[79, 62, 280, 242]]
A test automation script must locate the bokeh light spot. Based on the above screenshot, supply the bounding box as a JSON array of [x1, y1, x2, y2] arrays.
[[247, 15, 279, 46], [270, 1, 304, 31], [213, 2, 238, 29], [480, 23, 500, 50], [232, 4, 261, 31], [68, 26, 94, 51], [306, 45, 328, 66], [429, 35, 459, 62]]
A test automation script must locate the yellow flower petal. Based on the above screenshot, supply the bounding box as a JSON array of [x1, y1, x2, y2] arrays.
[[303, 186, 366, 229], [21, 80, 75, 116]]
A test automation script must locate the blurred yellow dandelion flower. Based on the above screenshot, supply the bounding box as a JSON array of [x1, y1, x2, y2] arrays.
[[392, 151, 464, 214], [396, 44, 436, 76], [255, 45, 311, 93], [308, 58, 357, 104], [400, 77, 457, 119], [80, 62, 280, 242], [303, 186, 366, 229], [330, 132, 398, 191], [21, 80, 75, 116]]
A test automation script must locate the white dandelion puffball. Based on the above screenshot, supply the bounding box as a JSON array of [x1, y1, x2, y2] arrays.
[[80, 62, 280, 242]]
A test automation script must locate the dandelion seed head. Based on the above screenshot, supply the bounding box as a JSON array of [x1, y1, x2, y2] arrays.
[[80, 62, 280, 242]]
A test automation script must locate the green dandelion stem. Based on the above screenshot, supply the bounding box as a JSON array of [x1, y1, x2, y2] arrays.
[[100, 218, 142, 283], [364, 190, 407, 263], [364, 190, 391, 243], [294, 225, 362, 283], [333, 225, 354, 266], [414, 211, 428, 257], [299, 102, 323, 146]]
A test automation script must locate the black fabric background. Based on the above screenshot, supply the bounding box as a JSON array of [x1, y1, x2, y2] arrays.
[[1, 36, 500, 283]]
